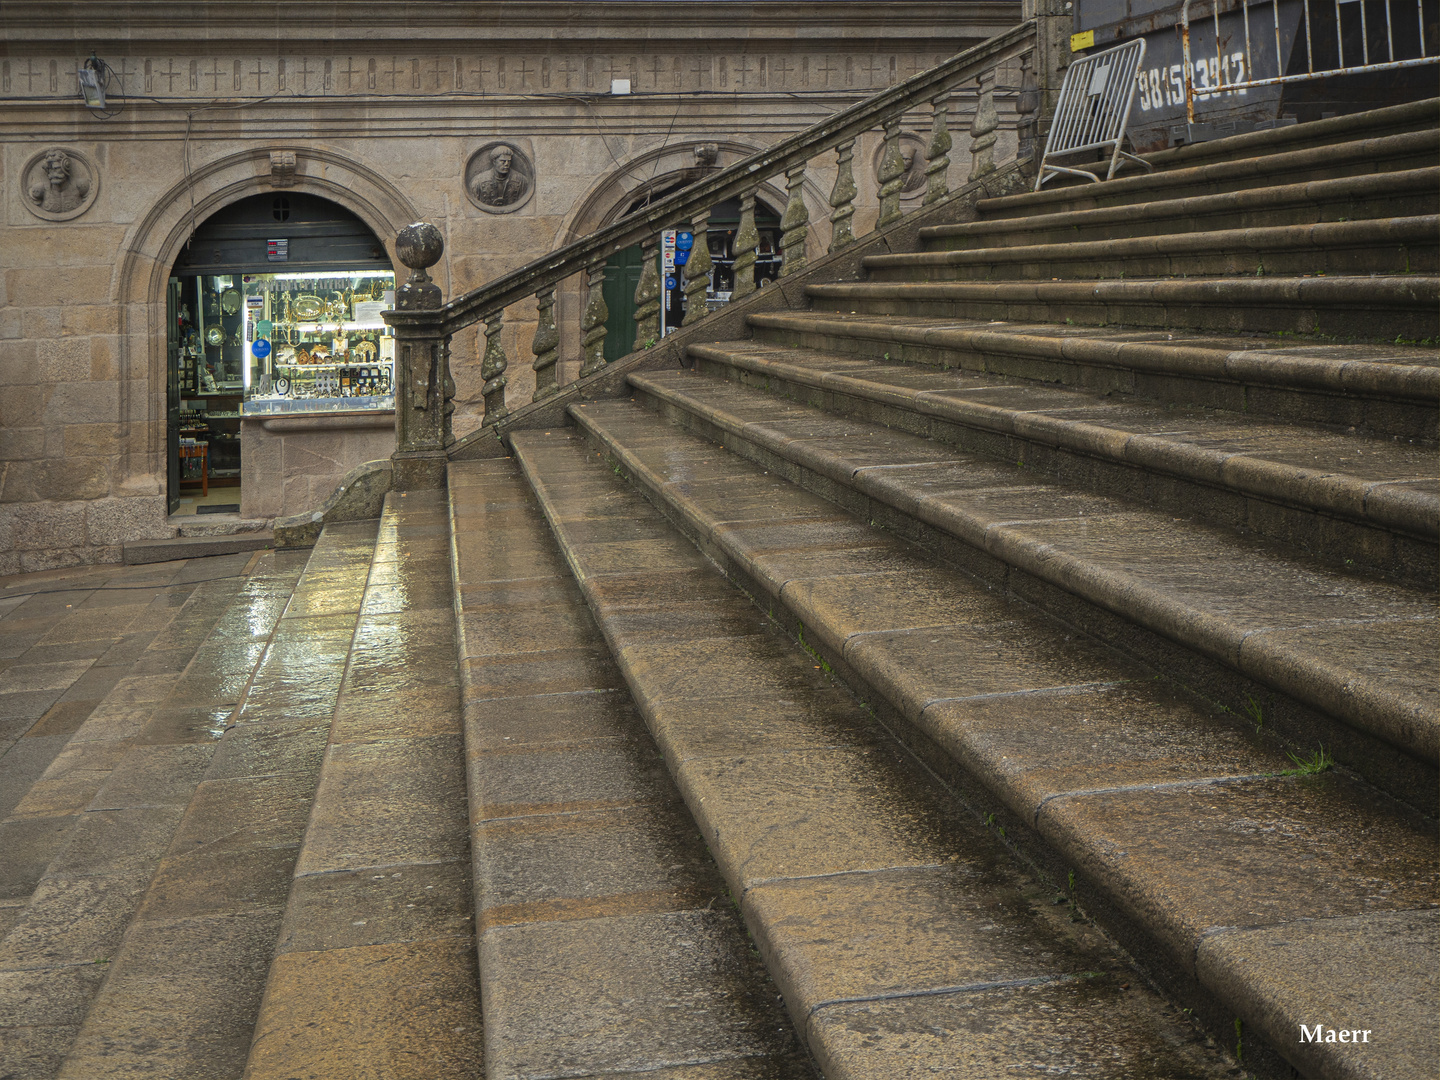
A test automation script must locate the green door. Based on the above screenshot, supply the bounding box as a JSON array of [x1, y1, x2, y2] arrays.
[[602, 244, 646, 365]]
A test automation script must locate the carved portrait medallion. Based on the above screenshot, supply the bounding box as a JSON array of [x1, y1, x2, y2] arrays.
[[21, 147, 100, 221], [465, 141, 535, 214], [872, 134, 929, 200]]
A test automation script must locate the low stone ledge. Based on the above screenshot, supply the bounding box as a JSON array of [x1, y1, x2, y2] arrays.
[[273, 458, 392, 549]]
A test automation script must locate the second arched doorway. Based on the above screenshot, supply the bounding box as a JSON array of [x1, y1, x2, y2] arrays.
[[601, 190, 784, 365]]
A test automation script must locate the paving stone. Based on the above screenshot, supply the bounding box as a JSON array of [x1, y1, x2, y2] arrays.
[[0, 815, 79, 899], [57, 910, 284, 1080], [481, 910, 800, 1080], [86, 744, 214, 810], [44, 806, 186, 879], [205, 719, 331, 780], [10, 739, 129, 818], [462, 688, 636, 752], [244, 939, 483, 1080], [0, 871, 151, 966], [0, 734, 71, 818], [275, 862, 473, 955], [475, 802, 724, 929], [1039, 774, 1440, 971], [470, 740, 673, 822]]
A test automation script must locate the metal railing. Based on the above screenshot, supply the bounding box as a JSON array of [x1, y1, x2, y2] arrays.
[[1035, 39, 1151, 188], [1181, 0, 1438, 124], [381, 19, 1041, 485]]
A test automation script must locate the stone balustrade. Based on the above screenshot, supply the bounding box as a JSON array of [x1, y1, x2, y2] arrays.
[[383, 19, 1040, 486]]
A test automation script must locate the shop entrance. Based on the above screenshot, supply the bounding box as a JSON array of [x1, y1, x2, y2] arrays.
[[165, 193, 393, 516]]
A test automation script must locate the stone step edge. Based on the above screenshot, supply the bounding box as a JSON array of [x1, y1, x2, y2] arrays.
[[685, 341, 1439, 544], [805, 275, 1440, 315], [864, 216, 1438, 273], [975, 126, 1438, 218], [123, 531, 275, 565], [920, 167, 1440, 244], [551, 404, 1438, 1080], [624, 373, 1437, 768], [745, 311, 1440, 403]]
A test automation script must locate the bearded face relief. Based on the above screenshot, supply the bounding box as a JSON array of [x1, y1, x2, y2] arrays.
[[465, 142, 535, 214], [23, 147, 98, 220]]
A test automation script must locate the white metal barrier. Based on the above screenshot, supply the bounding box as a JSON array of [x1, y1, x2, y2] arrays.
[[1035, 39, 1153, 190], [1181, 0, 1438, 124]]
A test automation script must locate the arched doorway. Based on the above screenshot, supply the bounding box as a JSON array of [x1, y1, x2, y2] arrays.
[[165, 193, 394, 515], [601, 188, 783, 365]]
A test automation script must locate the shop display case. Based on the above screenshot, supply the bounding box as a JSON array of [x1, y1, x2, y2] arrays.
[[239, 271, 397, 416]]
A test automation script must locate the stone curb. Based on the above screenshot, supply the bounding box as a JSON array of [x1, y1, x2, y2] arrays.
[[685, 340, 1440, 545], [623, 373, 1438, 766]]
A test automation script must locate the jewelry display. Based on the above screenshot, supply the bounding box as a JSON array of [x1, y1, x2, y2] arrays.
[[239, 272, 396, 414]]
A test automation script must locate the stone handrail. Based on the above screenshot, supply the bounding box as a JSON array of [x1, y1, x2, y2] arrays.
[[383, 18, 1039, 488]]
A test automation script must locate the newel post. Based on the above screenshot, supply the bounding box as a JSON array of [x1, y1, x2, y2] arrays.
[[387, 222, 454, 490]]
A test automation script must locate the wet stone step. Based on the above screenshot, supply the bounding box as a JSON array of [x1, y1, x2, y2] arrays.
[[550, 404, 1439, 1080], [744, 310, 1440, 443], [802, 276, 1440, 341], [622, 371, 1439, 809], [242, 490, 480, 1080], [25, 524, 376, 1080], [507, 429, 1237, 1079], [972, 124, 1439, 220], [685, 337, 1439, 586], [861, 216, 1440, 282], [920, 168, 1440, 250], [448, 458, 811, 1080]]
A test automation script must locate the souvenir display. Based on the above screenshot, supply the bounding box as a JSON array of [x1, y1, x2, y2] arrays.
[[239, 271, 396, 415]]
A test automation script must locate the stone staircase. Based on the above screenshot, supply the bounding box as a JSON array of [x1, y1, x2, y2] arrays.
[[0, 101, 1434, 1080], [469, 101, 1437, 1079]]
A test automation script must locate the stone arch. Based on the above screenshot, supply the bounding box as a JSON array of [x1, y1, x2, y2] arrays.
[[113, 145, 420, 491], [547, 139, 828, 383]]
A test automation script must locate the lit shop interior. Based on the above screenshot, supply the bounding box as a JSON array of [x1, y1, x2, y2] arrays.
[[166, 193, 395, 517]]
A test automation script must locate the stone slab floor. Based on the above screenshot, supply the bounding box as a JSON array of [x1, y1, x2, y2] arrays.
[[0, 543, 482, 1079]]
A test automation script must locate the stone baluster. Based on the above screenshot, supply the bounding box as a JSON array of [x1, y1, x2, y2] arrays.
[[828, 139, 857, 252], [731, 189, 760, 300], [633, 236, 661, 349], [683, 207, 713, 326], [924, 92, 953, 205], [779, 164, 808, 277], [389, 221, 453, 490], [579, 261, 609, 377], [876, 117, 907, 229], [968, 68, 999, 182], [530, 286, 559, 402], [480, 309, 510, 427]]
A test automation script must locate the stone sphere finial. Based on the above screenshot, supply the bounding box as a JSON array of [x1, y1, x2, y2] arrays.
[[396, 222, 444, 270], [394, 222, 444, 310]]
